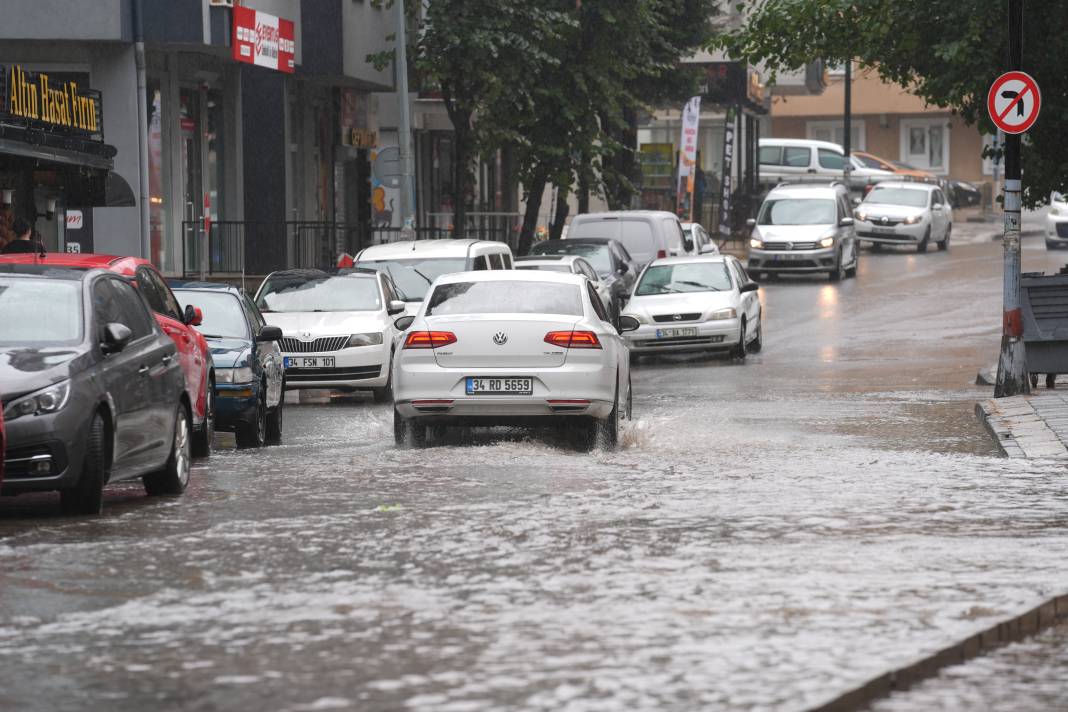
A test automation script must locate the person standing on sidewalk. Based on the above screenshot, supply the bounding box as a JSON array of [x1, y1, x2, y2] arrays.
[[0, 219, 39, 254]]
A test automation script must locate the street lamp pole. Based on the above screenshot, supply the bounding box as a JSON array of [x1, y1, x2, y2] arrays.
[[395, 0, 416, 240], [994, 0, 1029, 397]]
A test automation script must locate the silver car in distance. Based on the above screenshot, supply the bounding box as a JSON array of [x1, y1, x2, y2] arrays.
[[392, 270, 637, 451], [621, 255, 763, 360]]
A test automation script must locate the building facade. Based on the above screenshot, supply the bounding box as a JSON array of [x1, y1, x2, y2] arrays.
[[768, 66, 990, 185], [0, 0, 396, 276]]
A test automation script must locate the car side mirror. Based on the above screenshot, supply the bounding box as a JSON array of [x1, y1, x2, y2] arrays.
[[102, 322, 133, 354], [183, 304, 202, 326], [839, 217, 855, 227], [851, 196, 862, 207], [618, 263, 629, 274], [394, 315, 415, 331], [932, 202, 943, 209], [617, 315, 640, 333], [387, 299, 406, 316], [257, 325, 283, 342], [740, 282, 760, 293], [745, 218, 756, 228], [683, 238, 694, 252]]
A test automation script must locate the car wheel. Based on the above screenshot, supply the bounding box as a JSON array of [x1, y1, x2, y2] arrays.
[[143, 405, 191, 496], [829, 254, 844, 282], [60, 413, 108, 516], [236, 395, 267, 449], [732, 319, 748, 361], [596, 380, 623, 449], [938, 224, 951, 251], [749, 318, 763, 353], [372, 370, 393, 404], [1047, 374, 1057, 390], [917, 228, 930, 253], [192, 377, 214, 458], [266, 382, 284, 445], [393, 407, 427, 448], [625, 373, 633, 420]]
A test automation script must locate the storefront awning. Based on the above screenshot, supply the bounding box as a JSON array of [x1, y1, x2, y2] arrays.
[[104, 171, 135, 207], [0, 136, 113, 171]]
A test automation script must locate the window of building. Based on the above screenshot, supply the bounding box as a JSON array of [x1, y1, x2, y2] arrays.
[[900, 118, 950, 174], [806, 120, 866, 151]]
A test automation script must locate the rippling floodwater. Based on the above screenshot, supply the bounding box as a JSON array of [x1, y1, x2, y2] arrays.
[[2, 239, 1067, 711]]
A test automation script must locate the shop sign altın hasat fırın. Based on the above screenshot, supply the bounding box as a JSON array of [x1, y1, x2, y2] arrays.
[[2, 64, 101, 137]]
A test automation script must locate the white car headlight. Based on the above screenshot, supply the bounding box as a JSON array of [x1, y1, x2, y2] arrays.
[[348, 332, 384, 347], [819, 235, 835, 248], [750, 238, 764, 249], [855, 209, 869, 222], [217, 366, 255, 384], [3, 380, 71, 421], [903, 214, 923, 225], [708, 308, 737, 320]]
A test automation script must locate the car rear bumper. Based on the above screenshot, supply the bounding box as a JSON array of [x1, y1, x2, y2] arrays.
[[395, 398, 615, 420], [747, 247, 837, 273], [394, 362, 616, 418], [623, 319, 740, 353]]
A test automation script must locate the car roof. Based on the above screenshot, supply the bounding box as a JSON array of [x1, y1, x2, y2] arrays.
[[433, 269, 588, 286], [867, 181, 938, 192], [0, 252, 150, 276], [0, 263, 101, 280], [535, 237, 615, 246], [759, 137, 843, 152], [358, 239, 506, 260], [647, 255, 728, 267], [515, 255, 581, 264], [767, 183, 846, 198], [168, 279, 241, 290], [571, 210, 678, 221]]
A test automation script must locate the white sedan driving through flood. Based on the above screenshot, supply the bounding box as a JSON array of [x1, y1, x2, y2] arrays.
[[392, 270, 636, 450], [621, 255, 762, 360]]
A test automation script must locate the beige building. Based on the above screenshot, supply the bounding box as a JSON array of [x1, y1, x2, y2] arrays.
[[769, 67, 992, 185]]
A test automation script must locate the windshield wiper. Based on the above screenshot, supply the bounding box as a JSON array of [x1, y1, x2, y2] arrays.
[[410, 266, 432, 285], [676, 280, 720, 291]]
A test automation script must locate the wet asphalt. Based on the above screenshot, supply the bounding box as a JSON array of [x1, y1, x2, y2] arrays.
[[2, 232, 1068, 711]]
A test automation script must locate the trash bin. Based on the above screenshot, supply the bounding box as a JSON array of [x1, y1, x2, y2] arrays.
[[1021, 271, 1068, 388]]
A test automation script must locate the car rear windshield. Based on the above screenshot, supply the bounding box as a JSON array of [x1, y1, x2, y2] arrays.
[[358, 258, 468, 301], [0, 277, 82, 345], [636, 263, 732, 296], [175, 291, 249, 339], [516, 264, 572, 273], [257, 275, 381, 313], [757, 198, 836, 226], [865, 187, 929, 208], [530, 242, 612, 275], [426, 280, 583, 316]]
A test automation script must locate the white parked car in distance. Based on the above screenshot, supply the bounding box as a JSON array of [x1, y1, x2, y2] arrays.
[[621, 255, 762, 360], [515, 254, 616, 322], [758, 138, 895, 194], [681, 222, 720, 255], [355, 239, 514, 309], [854, 181, 952, 252], [1046, 191, 1068, 249], [392, 270, 636, 451], [254, 268, 406, 402], [566, 210, 687, 269]]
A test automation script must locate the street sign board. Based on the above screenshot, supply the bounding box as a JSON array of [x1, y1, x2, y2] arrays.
[[987, 71, 1040, 134]]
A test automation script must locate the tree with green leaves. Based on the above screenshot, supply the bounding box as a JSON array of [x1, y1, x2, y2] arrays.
[[712, 0, 1068, 206]]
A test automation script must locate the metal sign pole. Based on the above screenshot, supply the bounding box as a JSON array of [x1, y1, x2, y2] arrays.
[[994, 0, 1029, 397]]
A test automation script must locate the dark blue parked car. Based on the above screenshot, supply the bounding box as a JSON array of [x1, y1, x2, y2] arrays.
[[172, 283, 285, 448]]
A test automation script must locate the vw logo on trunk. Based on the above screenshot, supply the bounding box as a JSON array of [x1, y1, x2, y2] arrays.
[[493, 331, 508, 345]]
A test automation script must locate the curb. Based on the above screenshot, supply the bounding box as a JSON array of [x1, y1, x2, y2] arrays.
[[808, 593, 1068, 711], [975, 396, 1068, 459], [975, 399, 1016, 457]]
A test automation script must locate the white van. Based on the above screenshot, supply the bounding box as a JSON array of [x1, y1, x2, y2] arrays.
[[355, 239, 513, 307], [566, 211, 687, 269], [758, 138, 894, 193]]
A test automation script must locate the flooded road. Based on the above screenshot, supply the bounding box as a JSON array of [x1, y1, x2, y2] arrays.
[[3, 236, 1068, 711]]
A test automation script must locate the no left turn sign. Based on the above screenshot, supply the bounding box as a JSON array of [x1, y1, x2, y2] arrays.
[[988, 71, 1041, 134]]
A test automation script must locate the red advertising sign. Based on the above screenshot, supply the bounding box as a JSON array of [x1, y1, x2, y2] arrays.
[[232, 5, 295, 74]]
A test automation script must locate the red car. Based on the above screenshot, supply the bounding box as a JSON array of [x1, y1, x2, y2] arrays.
[[0, 253, 215, 457]]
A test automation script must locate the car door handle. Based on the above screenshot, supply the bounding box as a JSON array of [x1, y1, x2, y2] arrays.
[[161, 354, 172, 364], [138, 365, 150, 375]]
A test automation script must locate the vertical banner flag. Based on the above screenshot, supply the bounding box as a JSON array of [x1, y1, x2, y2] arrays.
[[718, 106, 736, 236], [676, 96, 701, 220]]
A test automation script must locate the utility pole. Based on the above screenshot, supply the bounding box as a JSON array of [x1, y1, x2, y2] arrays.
[[995, 0, 1029, 397], [842, 58, 852, 188], [394, 0, 416, 240]]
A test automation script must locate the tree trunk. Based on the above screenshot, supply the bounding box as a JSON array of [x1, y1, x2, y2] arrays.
[[603, 106, 639, 210], [577, 160, 590, 214], [451, 118, 471, 239], [517, 167, 548, 256], [549, 185, 570, 241]]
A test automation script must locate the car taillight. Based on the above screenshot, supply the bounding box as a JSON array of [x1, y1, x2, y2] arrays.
[[544, 331, 602, 349], [657, 250, 667, 258], [403, 331, 457, 349]]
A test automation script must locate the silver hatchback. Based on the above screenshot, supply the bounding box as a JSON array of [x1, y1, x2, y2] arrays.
[[746, 183, 859, 282]]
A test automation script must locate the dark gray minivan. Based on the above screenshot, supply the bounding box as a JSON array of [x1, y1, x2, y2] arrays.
[[0, 266, 190, 515]]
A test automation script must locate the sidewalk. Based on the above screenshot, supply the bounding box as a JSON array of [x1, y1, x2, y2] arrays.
[[976, 393, 1068, 458]]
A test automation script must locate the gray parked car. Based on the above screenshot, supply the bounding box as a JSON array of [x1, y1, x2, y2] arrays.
[[0, 265, 190, 515]]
